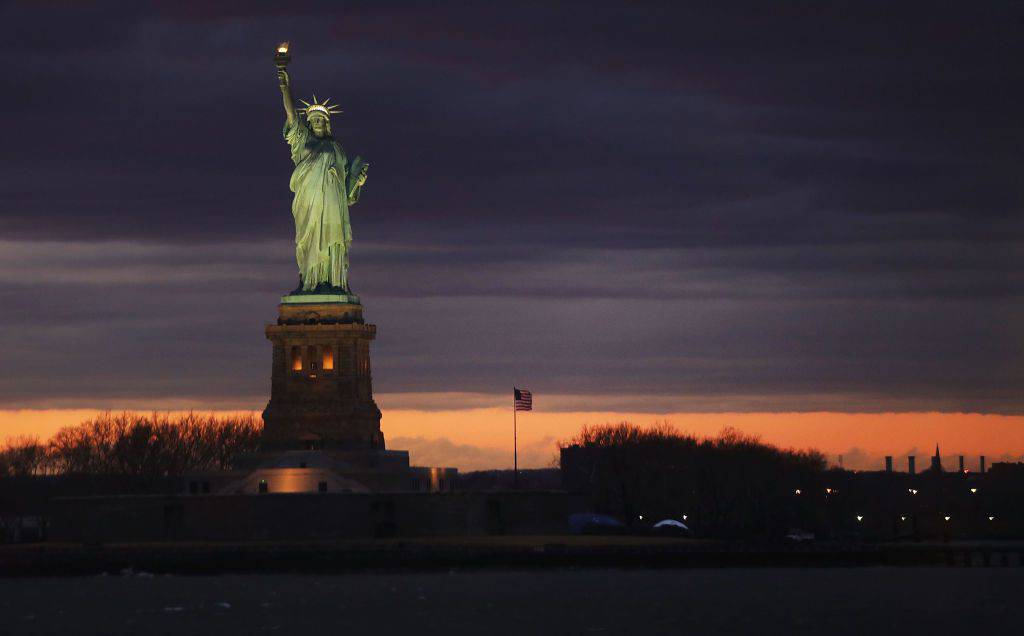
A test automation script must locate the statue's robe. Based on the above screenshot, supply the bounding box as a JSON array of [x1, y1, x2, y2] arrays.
[[284, 118, 364, 291]]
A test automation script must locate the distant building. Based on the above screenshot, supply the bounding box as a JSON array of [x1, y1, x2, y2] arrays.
[[930, 444, 944, 473]]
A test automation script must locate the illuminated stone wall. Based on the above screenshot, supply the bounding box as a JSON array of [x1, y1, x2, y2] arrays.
[[262, 301, 384, 450]]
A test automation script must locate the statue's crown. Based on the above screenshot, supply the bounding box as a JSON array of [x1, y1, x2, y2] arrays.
[[299, 95, 342, 119]]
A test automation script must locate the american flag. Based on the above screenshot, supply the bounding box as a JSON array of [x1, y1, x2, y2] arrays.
[[514, 387, 533, 411]]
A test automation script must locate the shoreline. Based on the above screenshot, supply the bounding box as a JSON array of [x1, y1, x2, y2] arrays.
[[3, 536, 1022, 577]]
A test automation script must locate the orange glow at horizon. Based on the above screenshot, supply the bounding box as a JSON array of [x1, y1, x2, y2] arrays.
[[2, 408, 1023, 471]]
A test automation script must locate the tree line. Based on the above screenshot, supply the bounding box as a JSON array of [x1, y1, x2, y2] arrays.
[[559, 422, 828, 536], [0, 412, 261, 478]]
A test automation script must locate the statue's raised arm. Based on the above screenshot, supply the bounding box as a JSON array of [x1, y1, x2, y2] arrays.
[[278, 69, 297, 126]]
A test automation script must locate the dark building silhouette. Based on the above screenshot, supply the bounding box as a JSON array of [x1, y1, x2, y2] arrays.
[[930, 445, 943, 473]]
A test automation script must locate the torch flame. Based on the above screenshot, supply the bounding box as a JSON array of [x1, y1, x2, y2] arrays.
[[277, 42, 289, 54]]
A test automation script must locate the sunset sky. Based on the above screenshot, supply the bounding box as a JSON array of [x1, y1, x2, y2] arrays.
[[2, 3, 1022, 471]]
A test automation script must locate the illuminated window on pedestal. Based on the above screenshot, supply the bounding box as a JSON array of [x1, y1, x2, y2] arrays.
[[290, 346, 302, 371], [322, 346, 334, 371], [307, 346, 318, 372]]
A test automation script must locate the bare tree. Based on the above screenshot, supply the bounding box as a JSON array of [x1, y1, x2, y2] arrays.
[[45, 412, 262, 477], [0, 436, 49, 476]]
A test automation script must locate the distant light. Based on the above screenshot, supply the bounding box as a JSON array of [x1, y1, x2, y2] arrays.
[[970, 488, 977, 494], [900, 516, 906, 521], [794, 489, 802, 495], [943, 515, 951, 522], [856, 515, 863, 522], [988, 516, 995, 521], [908, 488, 918, 495], [638, 514, 643, 521], [825, 488, 832, 495], [682, 514, 688, 521]]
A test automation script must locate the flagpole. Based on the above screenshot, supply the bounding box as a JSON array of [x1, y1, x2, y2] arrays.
[[513, 387, 519, 489]]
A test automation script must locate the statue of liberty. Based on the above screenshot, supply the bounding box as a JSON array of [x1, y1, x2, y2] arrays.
[[277, 60, 369, 293]]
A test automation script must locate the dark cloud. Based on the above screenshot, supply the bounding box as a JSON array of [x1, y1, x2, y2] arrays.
[[0, 240, 1018, 412], [0, 2, 1021, 411]]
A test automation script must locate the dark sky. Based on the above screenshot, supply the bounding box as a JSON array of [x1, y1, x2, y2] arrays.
[[2, 1, 1022, 413]]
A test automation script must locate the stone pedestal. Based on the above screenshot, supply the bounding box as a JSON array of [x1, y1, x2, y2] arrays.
[[262, 295, 384, 450]]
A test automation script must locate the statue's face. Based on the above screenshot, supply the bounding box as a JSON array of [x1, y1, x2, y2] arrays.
[[309, 114, 328, 138]]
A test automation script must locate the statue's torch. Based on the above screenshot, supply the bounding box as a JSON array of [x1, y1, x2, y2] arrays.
[[274, 41, 291, 70]]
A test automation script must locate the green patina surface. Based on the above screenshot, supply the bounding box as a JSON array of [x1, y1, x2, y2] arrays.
[[281, 293, 361, 305], [277, 55, 369, 294]]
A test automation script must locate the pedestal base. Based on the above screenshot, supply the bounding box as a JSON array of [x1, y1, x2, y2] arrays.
[[262, 298, 383, 451]]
